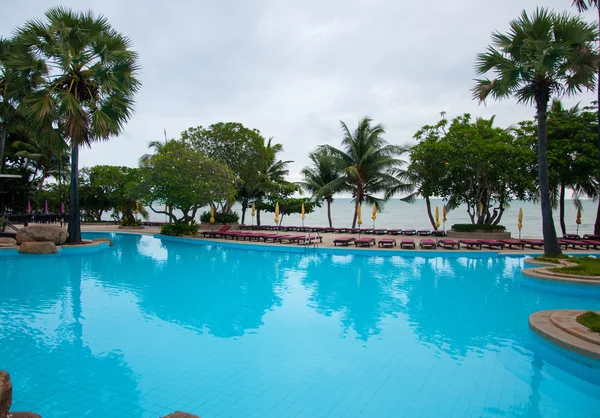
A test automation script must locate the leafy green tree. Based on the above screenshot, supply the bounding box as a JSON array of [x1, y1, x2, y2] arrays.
[[472, 8, 598, 255], [299, 149, 340, 227], [12, 7, 140, 242], [12, 136, 67, 191], [256, 197, 315, 226], [320, 116, 411, 228], [140, 140, 238, 223], [572, 0, 600, 234]]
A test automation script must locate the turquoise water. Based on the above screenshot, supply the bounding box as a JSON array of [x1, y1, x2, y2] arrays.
[[1, 233, 599, 417]]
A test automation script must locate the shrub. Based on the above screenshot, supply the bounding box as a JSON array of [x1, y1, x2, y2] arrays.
[[160, 220, 199, 236], [121, 218, 141, 227], [451, 223, 506, 232], [200, 210, 239, 224]]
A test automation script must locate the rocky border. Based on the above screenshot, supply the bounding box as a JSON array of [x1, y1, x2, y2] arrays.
[[521, 257, 600, 286], [529, 310, 600, 361]]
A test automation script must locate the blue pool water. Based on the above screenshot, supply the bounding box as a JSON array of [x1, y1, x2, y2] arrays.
[[1, 233, 599, 417]]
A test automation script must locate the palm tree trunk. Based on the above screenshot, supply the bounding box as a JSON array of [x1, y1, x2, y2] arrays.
[[0, 122, 6, 173], [327, 198, 333, 227], [257, 208, 261, 226], [559, 183, 566, 236], [536, 94, 561, 256], [68, 142, 81, 243], [240, 198, 248, 224], [425, 196, 437, 230], [596, 6, 600, 236]]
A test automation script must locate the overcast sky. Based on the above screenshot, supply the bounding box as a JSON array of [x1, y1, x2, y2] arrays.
[[2, 0, 597, 183]]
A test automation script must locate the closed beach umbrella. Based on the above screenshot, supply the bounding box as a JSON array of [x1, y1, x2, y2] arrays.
[[209, 204, 215, 224], [371, 203, 377, 228], [518, 208, 523, 239], [301, 203, 305, 227], [44, 200, 49, 214], [274, 202, 279, 224], [357, 203, 362, 225], [251, 203, 256, 226], [435, 206, 440, 228], [60, 202, 65, 214], [442, 205, 447, 231], [576, 207, 581, 234], [27, 200, 31, 214], [135, 200, 139, 214]]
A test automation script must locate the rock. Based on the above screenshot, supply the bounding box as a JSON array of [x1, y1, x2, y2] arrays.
[[92, 238, 114, 246], [7, 413, 42, 418], [18, 242, 57, 255], [0, 370, 12, 418], [163, 412, 200, 418], [0, 238, 16, 245], [16, 225, 68, 245]]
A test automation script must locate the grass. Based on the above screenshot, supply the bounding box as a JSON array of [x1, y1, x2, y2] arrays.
[[576, 311, 600, 333], [533, 256, 567, 264], [548, 257, 600, 276]]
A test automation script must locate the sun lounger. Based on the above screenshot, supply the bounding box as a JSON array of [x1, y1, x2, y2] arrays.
[[278, 235, 307, 243], [499, 239, 525, 250], [584, 234, 600, 240], [378, 238, 396, 248], [417, 230, 432, 236], [387, 229, 402, 235], [402, 229, 417, 235], [419, 239, 437, 249], [295, 235, 323, 245], [259, 234, 283, 242], [438, 239, 460, 249], [355, 237, 376, 247], [333, 237, 355, 246], [582, 239, 600, 249], [563, 234, 581, 240], [201, 224, 231, 238], [558, 239, 589, 250], [521, 239, 544, 249], [400, 239, 416, 249], [219, 231, 250, 240], [459, 239, 482, 250], [478, 239, 505, 250], [373, 228, 388, 235], [431, 230, 446, 237]]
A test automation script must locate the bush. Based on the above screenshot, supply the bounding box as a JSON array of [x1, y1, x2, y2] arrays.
[[121, 218, 141, 227], [160, 220, 199, 236], [200, 210, 239, 224], [451, 223, 506, 232]]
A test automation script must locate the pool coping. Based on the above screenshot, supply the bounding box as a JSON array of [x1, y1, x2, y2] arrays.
[[529, 310, 600, 361]]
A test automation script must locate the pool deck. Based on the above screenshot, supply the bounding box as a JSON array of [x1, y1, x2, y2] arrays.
[[77, 224, 600, 255]]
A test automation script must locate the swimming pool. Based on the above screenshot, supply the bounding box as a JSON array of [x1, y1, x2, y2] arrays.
[[1, 232, 599, 417]]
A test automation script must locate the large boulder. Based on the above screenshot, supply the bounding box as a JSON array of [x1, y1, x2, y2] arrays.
[[18, 242, 57, 255], [0, 371, 12, 418], [16, 225, 68, 245], [163, 413, 200, 418], [0, 238, 16, 246]]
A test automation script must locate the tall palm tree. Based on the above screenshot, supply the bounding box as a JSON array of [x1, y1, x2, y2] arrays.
[[299, 149, 340, 227], [12, 136, 67, 191], [139, 140, 167, 165], [320, 116, 411, 228], [12, 7, 140, 242], [572, 0, 600, 235], [472, 8, 598, 256]]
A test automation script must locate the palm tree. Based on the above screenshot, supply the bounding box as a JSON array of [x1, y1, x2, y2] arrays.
[[139, 140, 167, 165], [12, 7, 140, 242], [299, 149, 340, 227], [472, 8, 598, 256], [12, 136, 67, 191], [572, 0, 600, 235], [320, 116, 411, 228]]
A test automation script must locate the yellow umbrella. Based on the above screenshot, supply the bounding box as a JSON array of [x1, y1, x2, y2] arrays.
[[371, 203, 377, 228], [435, 206, 440, 228], [274, 202, 279, 224], [135, 200, 139, 215], [576, 207, 582, 234], [251, 203, 256, 217], [301, 203, 305, 220], [518, 208, 523, 238], [209, 204, 215, 223], [442, 205, 447, 222], [357, 203, 362, 225]]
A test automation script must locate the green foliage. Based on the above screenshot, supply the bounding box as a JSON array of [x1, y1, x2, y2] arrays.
[[576, 311, 600, 333], [256, 198, 316, 224], [121, 218, 141, 227], [548, 257, 600, 277], [532, 256, 567, 264], [140, 139, 238, 222], [410, 113, 536, 225], [451, 223, 506, 232], [160, 220, 200, 236], [199, 211, 240, 223]]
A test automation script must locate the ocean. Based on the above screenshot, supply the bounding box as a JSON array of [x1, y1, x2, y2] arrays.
[[142, 198, 597, 238]]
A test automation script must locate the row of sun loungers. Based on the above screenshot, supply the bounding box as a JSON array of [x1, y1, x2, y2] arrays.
[[239, 224, 446, 236], [201, 225, 323, 245]]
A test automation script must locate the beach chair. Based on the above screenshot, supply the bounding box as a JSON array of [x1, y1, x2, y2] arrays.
[[373, 228, 388, 235], [582, 240, 600, 249], [499, 239, 525, 250], [521, 239, 544, 249], [478, 239, 505, 250], [400, 239, 416, 249], [278, 235, 306, 243], [355, 237, 376, 247], [558, 239, 589, 250], [419, 239, 437, 249], [387, 229, 402, 235], [378, 238, 396, 248], [459, 239, 482, 250], [563, 234, 581, 240], [333, 237, 355, 246], [583, 234, 600, 240], [402, 229, 417, 236], [201, 224, 231, 238], [417, 230, 432, 236], [295, 235, 323, 245], [431, 230, 446, 237], [438, 239, 460, 249]]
